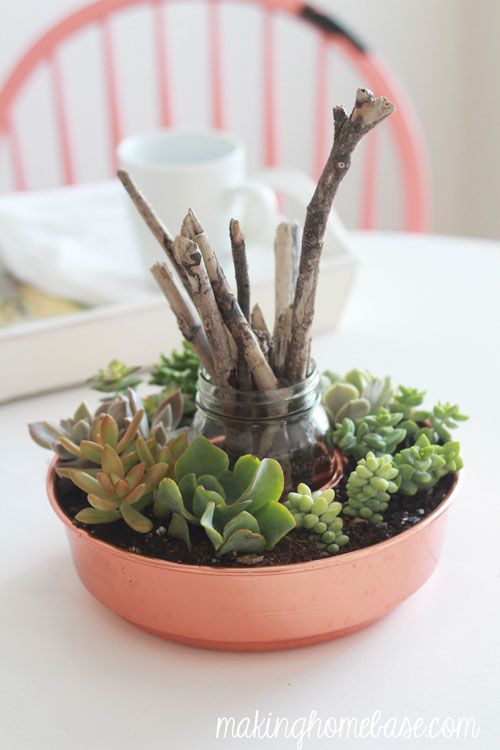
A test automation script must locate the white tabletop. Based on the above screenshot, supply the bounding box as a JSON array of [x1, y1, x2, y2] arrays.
[[2, 232, 499, 749]]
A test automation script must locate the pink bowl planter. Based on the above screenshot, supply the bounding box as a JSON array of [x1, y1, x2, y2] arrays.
[[47, 459, 459, 651]]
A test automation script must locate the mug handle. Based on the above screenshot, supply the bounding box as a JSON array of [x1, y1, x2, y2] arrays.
[[224, 180, 279, 241], [250, 167, 350, 251]]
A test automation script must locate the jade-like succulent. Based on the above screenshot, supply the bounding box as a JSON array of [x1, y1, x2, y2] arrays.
[[87, 360, 143, 398], [153, 437, 296, 557], [29, 387, 184, 466], [345, 452, 400, 522], [56, 410, 168, 532], [389, 385, 426, 419], [322, 369, 392, 425], [332, 408, 407, 459], [150, 342, 200, 415], [285, 484, 349, 555], [394, 433, 463, 496]]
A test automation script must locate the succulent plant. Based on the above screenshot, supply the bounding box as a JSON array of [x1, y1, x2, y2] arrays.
[[87, 360, 143, 398], [56, 410, 168, 532], [332, 408, 407, 459], [390, 386, 468, 444], [152, 437, 296, 557], [345, 452, 400, 522], [322, 369, 392, 425], [150, 342, 200, 415], [29, 387, 185, 466], [394, 433, 463, 496], [285, 484, 349, 555]]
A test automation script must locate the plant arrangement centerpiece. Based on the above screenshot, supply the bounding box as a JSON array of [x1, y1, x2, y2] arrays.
[[32, 90, 466, 650]]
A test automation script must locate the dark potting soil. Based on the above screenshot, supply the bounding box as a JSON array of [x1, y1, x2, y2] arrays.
[[55, 468, 456, 569]]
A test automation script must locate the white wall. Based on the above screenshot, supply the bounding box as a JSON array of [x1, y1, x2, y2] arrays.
[[1, 0, 498, 239]]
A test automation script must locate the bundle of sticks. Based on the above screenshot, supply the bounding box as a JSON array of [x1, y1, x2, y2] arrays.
[[118, 89, 395, 392]]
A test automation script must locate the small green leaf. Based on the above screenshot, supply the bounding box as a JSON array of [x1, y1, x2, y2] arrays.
[[157, 478, 198, 523], [57, 436, 81, 458], [199, 502, 224, 551], [178, 473, 197, 513], [222, 511, 259, 540], [79, 440, 103, 464], [120, 502, 153, 533], [101, 444, 124, 478], [143, 462, 168, 493], [233, 455, 260, 490], [174, 436, 229, 482], [152, 490, 171, 520], [168, 512, 191, 551], [100, 414, 119, 448], [217, 470, 244, 503], [197, 474, 226, 498], [56, 468, 102, 496], [254, 502, 296, 549], [217, 529, 266, 558], [75, 508, 121, 524], [192, 486, 225, 519], [87, 493, 119, 511], [116, 408, 144, 454], [238, 458, 284, 513]]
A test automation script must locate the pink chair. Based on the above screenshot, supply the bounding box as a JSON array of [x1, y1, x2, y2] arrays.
[[0, 0, 428, 230]]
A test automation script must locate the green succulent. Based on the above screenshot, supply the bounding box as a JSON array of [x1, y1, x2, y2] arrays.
[[150, 342, 200, 415], [87, 360, 143, 398], [345, 452, 400, 522], [322, 369, 392, 425], [285, 484, 349, 555], [394, 433, 463, 496], [332, 408, 407, 459], [153, 437, 296, 557], [56, 410, 168, 532], [390, 386, 468, 444], [29, 388, 185, 466]]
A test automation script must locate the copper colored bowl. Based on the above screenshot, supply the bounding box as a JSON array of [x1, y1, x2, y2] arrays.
[[47, 458, 460, 651]]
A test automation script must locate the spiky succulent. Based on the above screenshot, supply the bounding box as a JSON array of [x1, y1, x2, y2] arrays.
[[285, 484, 349, 555], [332, 408, 407, 459], [87, 360, 143, 397], [29, 388, 184, 466], [322, 369, 392, 425], [150, 342, 200, 415], [152, 437, 296, 557], [389, 385, 426, 418], [56, 410, 168, 532], [394, 434, 463, 496], [345, 452, 400, 522], [390, 386, 468, 444]]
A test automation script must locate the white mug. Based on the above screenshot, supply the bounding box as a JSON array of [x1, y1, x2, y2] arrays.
[[117, 129, 279, 268]]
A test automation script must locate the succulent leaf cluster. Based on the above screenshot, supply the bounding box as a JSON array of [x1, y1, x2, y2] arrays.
[[332, 408, 407, 459], [150, 342, 200, 414], [345, 452, 400, 522], [153, 437, 296, 557], [390, 386, 468, 443], [321, 369, 392, 425], [29, 388, 184, 466], [394, 434, 463, 496], [56, 410, 168, 532], [285, 484, 349, 555], [86, 360, 143, 397]]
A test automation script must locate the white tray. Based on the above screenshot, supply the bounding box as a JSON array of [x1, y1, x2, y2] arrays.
[[0, 250, 356, 402]]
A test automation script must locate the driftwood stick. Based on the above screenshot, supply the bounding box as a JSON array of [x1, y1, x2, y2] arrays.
[[285, 88, 395, 382], [251, 303, 271, 336], [150, 263, 214, 376], [273, 221, 299, 372], [251, 303, 273, 364], [181, 211, 277, 391], [117, 170, 193, 298], [174, 236, 236, 387], [229, 219, 250, 322]]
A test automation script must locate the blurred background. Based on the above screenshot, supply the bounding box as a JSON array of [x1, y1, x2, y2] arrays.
[[2, 0, 499, 238]]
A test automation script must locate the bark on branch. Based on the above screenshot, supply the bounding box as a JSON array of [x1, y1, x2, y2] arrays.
[[285, 88, 395, 381]]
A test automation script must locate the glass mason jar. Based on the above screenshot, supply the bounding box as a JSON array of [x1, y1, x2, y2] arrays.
[[190, 364, 332, 492]]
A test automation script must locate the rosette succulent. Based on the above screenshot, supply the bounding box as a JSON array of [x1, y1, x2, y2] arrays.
[[87, 360, 143, 397], [29, 388, 184, 466], [285, 484, 349, 555], [56, 410, 168, 532], [322, 369, 392, 425], [394, 434, 463, 495], [332, 408, 407, 459], [345, 452, 400, 522], [153, 437, 296, 557], [390, 386, 468, 444]]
